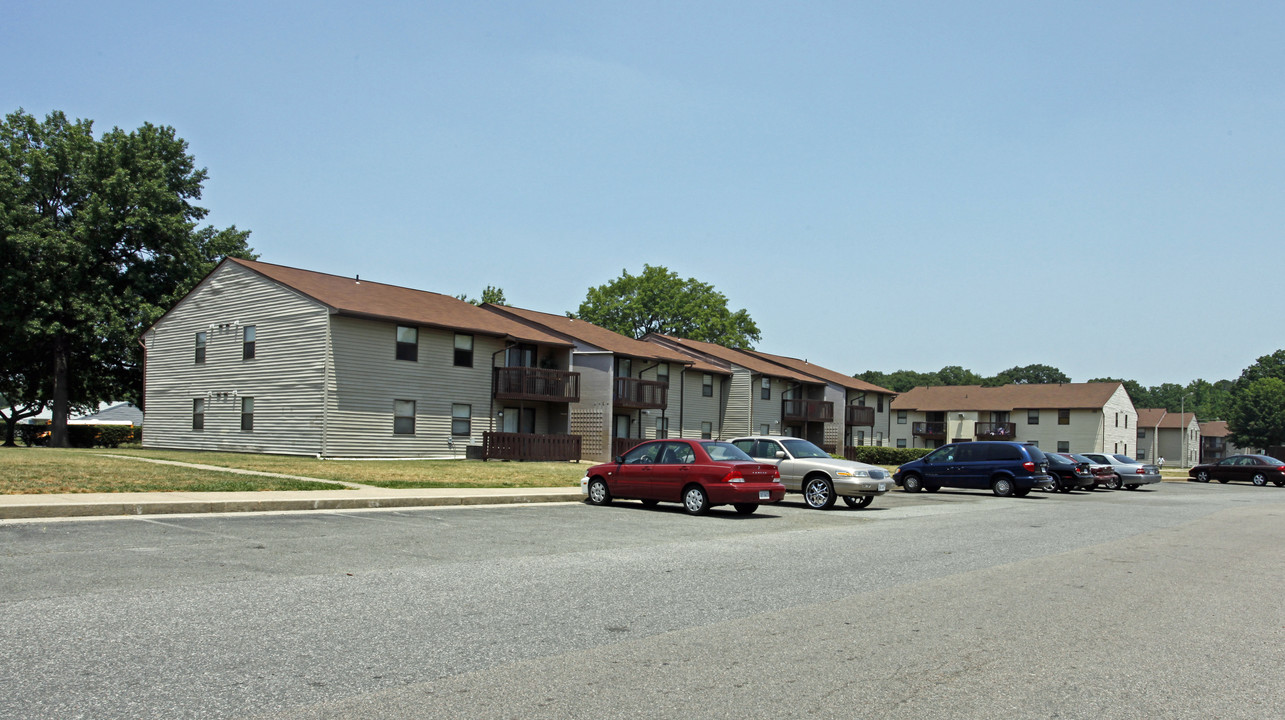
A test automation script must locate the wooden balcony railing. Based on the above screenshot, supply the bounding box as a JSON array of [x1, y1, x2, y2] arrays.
[[612, 437, 647, 460], [613, 377, 668, 410], [975, 422, 1016, 439], [493, 367, 580, 403], [782, 399, 834, 423], [913, 421, 946, 438], [845, 405, 875, 426], [482, 432, 581, 461]]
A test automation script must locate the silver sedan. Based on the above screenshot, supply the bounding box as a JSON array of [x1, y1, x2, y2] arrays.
[[1080, 453, 1162, 490], [729, 436, 891, 509]]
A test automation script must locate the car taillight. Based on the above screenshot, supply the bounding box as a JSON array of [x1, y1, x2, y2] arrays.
[[1278, 465, 1285, 472], [770, 466, 781, 479], [1136, 467, 1146, 474], [722, 470, 745, 483], [1022, 461, 1036, 472]]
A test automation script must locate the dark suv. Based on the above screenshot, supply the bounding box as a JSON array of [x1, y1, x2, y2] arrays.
[[894, 441, 1053, 497]]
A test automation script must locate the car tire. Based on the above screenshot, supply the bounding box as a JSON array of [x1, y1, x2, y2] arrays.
[[992, 477, 1015, 497], [733, 503, 759, 515], [1196, 470, 1210, 483], [924, 483, 941, 493], [682, 485, 710, 515], [843, 494, 874, 509], [803, 476, 837, 509], [639, 498, 660, 507], [1274, 480, 1285, 487], [1013, 487, 1030, 497], [1252, 473, 1268, 487], [902, 474, 923, 493], [1107, 474, 1124, 490], [1046, 476, 1061, 493], [587, 478, 612, 506], [1217, 477, 1230, 484]]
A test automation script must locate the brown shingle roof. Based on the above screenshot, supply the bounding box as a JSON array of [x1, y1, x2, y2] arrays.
[[1200, 420, 1230, 437], [1137, 409, 1198, 429], [643, 335, 826, 385], [226, 258, 571, 345], [891, 382, 1124, 412], [481, 305, 725, 373], [741, 349, 895, 395]]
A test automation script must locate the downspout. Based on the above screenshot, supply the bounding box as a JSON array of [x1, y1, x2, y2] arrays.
[[321, 318, 332, 458]]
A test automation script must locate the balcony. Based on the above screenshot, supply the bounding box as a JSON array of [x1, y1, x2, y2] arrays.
[[782, 399, 834, 423], [493, 367, 580, 403], [975, 422, 1016, 440], [482, 432, 581, 461], [614, 377, 668, 410], [845, 405, 875, 426], [913, 421, 946, 438]]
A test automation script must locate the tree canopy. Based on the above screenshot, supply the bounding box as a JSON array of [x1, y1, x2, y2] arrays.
[[574, 265, 760, 348], [856, 364, 1071, 393], [0, 108, 254, 447], [457, 285, 506, 306], [1226, 377, 1285, 450]]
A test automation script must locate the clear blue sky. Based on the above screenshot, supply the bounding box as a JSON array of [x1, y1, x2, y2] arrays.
[[8, 1, 1283, 387]]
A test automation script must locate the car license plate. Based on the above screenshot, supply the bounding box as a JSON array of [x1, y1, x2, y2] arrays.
[[878, 483, 887, 492], [759, 490, 770, 500]]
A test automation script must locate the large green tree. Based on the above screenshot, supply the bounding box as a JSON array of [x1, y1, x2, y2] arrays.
[[574, 265, 760, 348], [0, 109, 254, 447], [987, 364, 1071, 386], [1226, 377, 1285, 450]]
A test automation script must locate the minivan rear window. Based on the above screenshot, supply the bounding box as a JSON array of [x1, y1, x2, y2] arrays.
[[1024, 445, 1047, 462]]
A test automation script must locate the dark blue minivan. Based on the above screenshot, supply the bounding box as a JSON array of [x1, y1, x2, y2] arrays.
[[894, 441, 1053, 497]]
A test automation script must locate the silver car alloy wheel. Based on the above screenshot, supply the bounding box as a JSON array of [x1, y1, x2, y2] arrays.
[[804, 478, 834, 508], [684, 486, 708, 514], [1253, 473, 1267, 486], [588, 479, 609, 505]]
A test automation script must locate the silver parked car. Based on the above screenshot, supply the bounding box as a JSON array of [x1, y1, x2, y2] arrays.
[[1079, 453, 1162, 490], [729, 436, 890, 509]]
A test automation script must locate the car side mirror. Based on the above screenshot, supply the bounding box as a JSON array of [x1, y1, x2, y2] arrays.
[[775, 450, 786, 459], [614, 456, 624, 463]]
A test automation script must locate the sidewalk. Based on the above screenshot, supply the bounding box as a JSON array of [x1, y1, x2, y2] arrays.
[[0, 486, 585, 521]]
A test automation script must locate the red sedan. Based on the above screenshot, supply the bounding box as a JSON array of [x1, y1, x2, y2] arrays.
[[582, 439, 785, 515], [1189, 455, 1285, 486]]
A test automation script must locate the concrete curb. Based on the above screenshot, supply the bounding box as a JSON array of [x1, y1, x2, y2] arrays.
[[0, 489, 584, 520]]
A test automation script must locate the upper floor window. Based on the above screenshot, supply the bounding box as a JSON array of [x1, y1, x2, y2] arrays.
[[240, 397, 255, 432], [1125, 415, 1129, 429], [396, 326, 418, 362], [242, 325, 256, 360], [1028, 409, 1039, 425], [761, 378, 770, 400], [1057, 440, 1070, 452], [700, 421, 712, 440], [897, 410, 907, 424], [195, 332, 207, 364], [615, 357, 632, 378], [454, 333, 473, 367], [702, 374, 713, 397], [192, 398, 205, 430], [505, 342, 535, 368], [1058, 409, 1070, 425], [857, 393, 866, 407], [876, 394, 883, 412], [656, 363, 669, 384]]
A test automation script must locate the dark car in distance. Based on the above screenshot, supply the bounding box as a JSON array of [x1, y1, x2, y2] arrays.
[[893, 441, 1054, 497], [1044, 452, 1096, 492], [581, 438, 786, 515], [1189, 455, 1285, 487]]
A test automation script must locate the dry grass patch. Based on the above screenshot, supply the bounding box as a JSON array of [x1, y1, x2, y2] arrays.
[[0, 447, 341, 494], [101, 448, 588, 489]]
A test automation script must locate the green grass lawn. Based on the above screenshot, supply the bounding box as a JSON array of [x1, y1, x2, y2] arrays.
[[0, 446, 588, 494]]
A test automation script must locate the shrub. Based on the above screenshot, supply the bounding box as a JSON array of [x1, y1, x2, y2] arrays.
[[840, 446, 932, 465], [17, 424, 45, 447], [95, 425, 135, 448], [67, 425, 97, 448]]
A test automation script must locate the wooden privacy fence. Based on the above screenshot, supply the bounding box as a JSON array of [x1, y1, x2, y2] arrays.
[[482, 432, 581, 461]]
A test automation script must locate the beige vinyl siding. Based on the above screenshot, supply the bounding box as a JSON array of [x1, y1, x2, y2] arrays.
[[723, 368, 754, 437], [1100, 385, 1138, 455], [321, 316, 500, 457], [666, 367, 724, 439], [143, 262, 330, 455]]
